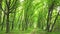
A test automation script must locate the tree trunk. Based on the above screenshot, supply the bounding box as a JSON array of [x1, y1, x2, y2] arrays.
[[25, 14, 28, 30], [6, 0, 10, 33], [46, 0, 55, 32], [11, 12, 16, 30], [1, 14, 5, 30], [6, 12, 10, 33], [37, 12, 41, 28], [0, 0, 2, 30], [50, 12, 59, 32]]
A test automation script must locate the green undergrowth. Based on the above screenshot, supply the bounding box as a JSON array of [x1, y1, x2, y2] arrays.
[[0, 29, 60, 34]]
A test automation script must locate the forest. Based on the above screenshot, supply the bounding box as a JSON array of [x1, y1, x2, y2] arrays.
[[0, 0, 60, 34]]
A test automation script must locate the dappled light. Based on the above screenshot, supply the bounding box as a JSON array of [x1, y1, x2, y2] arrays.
[[0, 0, 60, 34]]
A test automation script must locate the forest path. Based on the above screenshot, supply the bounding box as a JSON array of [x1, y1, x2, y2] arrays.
[[29, 28, 37, 34], [29, 28, 46, 34]]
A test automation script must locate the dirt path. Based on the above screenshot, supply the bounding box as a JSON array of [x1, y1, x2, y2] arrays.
[[29, 28, 37, 34]]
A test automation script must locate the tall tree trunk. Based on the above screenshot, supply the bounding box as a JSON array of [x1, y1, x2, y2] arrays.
[[16, 14, 21, 30], [24, 0, 33, 30], [6, 0, 10, 33], [50, 12, 59, 32], [46, 0, 55, 32], [25, 14, 28, 30], [6, 9, 10, 33], [11, 12, 16, 30], [37, 12, 41, 28], [0, 10, 2, 30], [1, 14, 5, 30], [22, 21, 25, 31], [0, 0, 3, 30]]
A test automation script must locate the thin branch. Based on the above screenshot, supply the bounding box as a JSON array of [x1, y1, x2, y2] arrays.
[[9, 0, 17, 10], [0, 5, 7, 15]]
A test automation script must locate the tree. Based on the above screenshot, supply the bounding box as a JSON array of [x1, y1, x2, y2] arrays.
[[46, 0, 55, 32], [23, 0, 34, 30]]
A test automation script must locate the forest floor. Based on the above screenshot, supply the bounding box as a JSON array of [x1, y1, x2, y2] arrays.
[[0, 28, 60, 34]]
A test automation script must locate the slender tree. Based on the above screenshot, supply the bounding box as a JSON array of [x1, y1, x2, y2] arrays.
[[50, 9, 60, 32], [46, 0, 55, 32], [24, 0, 33, 30]]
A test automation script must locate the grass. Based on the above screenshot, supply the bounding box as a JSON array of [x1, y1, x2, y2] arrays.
[[0, 29, 60, 34]]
